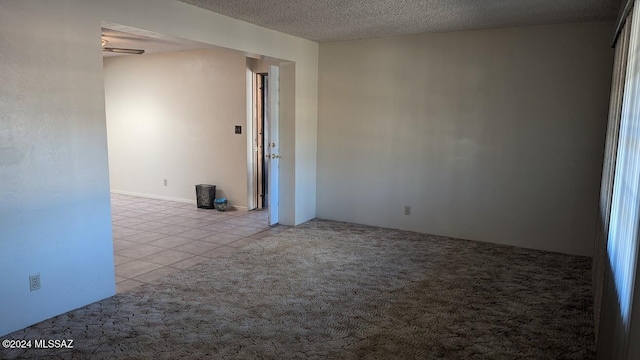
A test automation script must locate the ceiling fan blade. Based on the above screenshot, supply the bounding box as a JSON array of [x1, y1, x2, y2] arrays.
[[103, 47, 145, 55]]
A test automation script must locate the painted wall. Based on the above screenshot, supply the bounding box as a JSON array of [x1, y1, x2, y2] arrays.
[[251, 58, 279, 74], [104, 49, 248, 208], [317, 21, 614, 256], [0, 0, 318, 336], [0, 1, 115, 336], [280, 62, 297, 225]]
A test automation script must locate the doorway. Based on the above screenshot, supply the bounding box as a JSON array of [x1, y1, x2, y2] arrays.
[[249, 64, 280, 225], [102, 25, 279, 292], [255, 73, 269, 210]]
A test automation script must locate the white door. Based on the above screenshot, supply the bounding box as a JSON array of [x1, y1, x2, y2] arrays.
[[267, 65, 280, 225]]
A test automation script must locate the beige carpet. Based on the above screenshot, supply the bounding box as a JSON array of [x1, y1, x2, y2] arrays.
[[1, 219, 594, 359]]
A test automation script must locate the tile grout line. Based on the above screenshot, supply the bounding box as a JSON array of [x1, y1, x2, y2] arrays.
[[111, 193, 273, 293]]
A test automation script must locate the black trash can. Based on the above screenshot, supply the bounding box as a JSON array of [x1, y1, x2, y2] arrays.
[[195, 184, 216, 209]]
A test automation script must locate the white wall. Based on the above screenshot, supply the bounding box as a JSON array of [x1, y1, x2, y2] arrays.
[[317, 21, 614, 256], [0, 1, 115, 336], [104, 49, 248, 207], [280, 62, 298, 224], [0, 0, 318, 337], [250, 58, 279, 74]]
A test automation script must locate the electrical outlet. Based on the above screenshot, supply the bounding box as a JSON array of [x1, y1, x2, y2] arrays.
[[29, 273, 41, 291], [404, 205, 411, 216], [163, 179, 168, 186]]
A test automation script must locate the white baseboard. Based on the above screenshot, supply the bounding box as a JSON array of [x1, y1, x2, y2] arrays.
[[110, 190, 248, 211], [111, 190, 195, 204]]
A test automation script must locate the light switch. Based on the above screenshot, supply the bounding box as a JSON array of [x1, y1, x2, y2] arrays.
[[235, 126, 242, 134]]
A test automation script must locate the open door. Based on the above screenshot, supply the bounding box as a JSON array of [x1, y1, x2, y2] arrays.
[[267, 65, 280, 225], [254, 73, 268, 210]]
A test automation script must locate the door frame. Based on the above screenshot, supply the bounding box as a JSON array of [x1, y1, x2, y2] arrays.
[[266, 65, 280, 225], [246, 61, 280, 225]]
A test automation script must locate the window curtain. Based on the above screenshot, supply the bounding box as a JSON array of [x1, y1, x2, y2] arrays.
[[593, 10, 633, 340]]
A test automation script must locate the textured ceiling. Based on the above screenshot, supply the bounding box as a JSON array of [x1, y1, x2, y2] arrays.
[[101, 27, 207, 57], [179, 0, 621, 42]]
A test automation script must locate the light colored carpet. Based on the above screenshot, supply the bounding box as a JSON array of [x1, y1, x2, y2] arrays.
[[1, 219, 594, 359]]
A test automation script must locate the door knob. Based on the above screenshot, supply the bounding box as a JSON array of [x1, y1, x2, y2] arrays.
[[271, 154, 281, 159]]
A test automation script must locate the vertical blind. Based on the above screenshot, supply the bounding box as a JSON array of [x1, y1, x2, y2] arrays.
[[608, 3, 640, 328], [594, 10, 633, 337]]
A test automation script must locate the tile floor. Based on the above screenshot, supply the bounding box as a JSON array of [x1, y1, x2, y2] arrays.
[[111, 193, 287, 293]]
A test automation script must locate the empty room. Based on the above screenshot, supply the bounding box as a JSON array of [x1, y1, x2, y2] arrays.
[[1, 0, 639, 359]]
